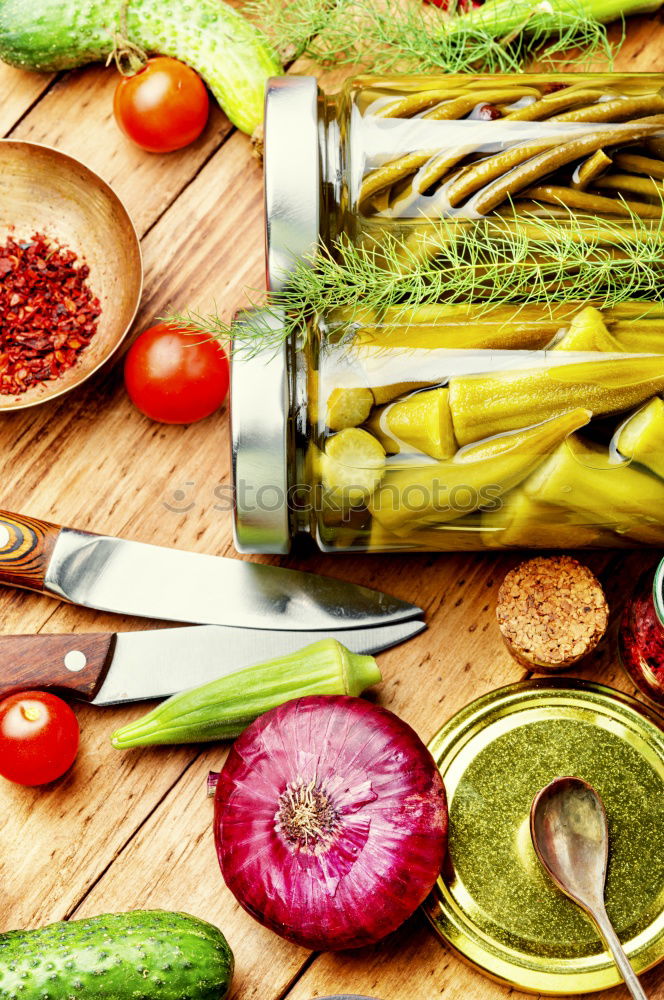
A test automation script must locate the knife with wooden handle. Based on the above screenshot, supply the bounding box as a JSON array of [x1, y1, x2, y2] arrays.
[[0, 620, 426, 705], [0, 509, 422, 631]]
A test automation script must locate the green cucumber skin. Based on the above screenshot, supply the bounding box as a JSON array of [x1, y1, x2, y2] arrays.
[[0, 0, 282, 134], [0, 910, 234, 1000]]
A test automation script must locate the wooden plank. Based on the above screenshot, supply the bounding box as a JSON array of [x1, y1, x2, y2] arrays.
[[1, 18, 664, 1000], [10, 65, 236, 237], [0, 134, 266, 930], [0, 63, 55, 136]]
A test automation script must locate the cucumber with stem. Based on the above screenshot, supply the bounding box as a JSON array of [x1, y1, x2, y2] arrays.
[[0, 0, 281, 134]]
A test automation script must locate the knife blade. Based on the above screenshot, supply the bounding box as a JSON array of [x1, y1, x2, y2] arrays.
[[0, 620, 426, 705], [0, 510, 422, 630]]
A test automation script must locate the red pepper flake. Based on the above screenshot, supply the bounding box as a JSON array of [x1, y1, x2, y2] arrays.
[[0, 232, 101, 395], [475, 103, 502, 121]]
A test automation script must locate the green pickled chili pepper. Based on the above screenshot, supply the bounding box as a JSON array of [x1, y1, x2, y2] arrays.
[[449, 355, 664, 445], [111, 639, 381, 748], [524, 434, 664, 545], [367, 407, 591, 534], [615, 396, 664, 478]]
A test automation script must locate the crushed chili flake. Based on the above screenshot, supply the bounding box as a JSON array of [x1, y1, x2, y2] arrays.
[[0, 232, 102, 395]]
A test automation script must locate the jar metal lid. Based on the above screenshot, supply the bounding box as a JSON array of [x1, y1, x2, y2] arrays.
[[231, 308, 290, 554], [264, 76, 320, 291]]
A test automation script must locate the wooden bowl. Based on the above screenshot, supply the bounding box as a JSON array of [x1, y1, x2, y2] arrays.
[[0, 140, 143, 411]]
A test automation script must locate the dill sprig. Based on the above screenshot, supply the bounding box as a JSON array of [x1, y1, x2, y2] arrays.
[[167, 207, 664, 355], [246, 0, 620, 75]]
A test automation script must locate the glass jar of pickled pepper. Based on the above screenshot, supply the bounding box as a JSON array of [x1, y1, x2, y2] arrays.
[[619, 559, 664, 706], [230, 74, 664, 554]]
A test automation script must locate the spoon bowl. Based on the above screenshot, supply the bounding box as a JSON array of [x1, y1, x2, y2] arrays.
[[531, 777, 648, 1000]]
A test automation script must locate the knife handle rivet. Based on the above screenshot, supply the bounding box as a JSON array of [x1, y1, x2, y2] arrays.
[[64, 650, 87, 673]]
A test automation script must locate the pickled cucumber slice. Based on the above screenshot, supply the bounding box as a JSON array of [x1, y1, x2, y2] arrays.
[[326, 387, 374, 430], [552, 307, 622, 352], [524, 434, 664, 544], [321, 428, 386, 506], [615, 396, 664, 478]]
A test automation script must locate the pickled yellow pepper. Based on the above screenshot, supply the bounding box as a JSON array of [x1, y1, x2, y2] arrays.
[[368, 407, 591, 533], [449, 355, 664, 445]]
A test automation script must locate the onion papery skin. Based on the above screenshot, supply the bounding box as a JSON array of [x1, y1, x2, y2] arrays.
[[214, 695, 448, 951]]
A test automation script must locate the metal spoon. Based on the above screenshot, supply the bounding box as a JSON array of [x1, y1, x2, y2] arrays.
[[530, 777, 648, 1000]]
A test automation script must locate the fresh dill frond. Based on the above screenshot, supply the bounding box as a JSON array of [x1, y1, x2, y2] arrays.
[[167, 207, 664, 356], [246, 0, 618, 74]]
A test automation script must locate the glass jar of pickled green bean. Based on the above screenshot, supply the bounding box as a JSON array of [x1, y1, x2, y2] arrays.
[[264, 73, 664, 287], [230, 74, 664, 555]]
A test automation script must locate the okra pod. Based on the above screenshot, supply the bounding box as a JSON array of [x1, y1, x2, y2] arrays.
[[368, 407, 591, 533], [111, 639, 381, 748], [524, 434, 664, 545], [615, 397, 664, 478], [449, 355, 664, 445]]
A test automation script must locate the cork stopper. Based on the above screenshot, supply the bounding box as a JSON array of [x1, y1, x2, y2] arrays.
[[496, 556, 609, 672]]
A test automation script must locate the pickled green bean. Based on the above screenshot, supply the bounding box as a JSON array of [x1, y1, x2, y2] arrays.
[[551, 94, 664, 123], [359, 151, 433, 209], [595, 173, 664, 200], [422, 88, 540, 121], [503, 90, 606, 122], [375, 90, 467, 119], [570, 150, 612, 191], [523, 184, 664, 218], [614, 152, 664, 179], [470, 122, 664, 216]]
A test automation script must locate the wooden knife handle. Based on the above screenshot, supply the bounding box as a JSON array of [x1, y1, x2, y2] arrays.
[[0, 633, 116, 701], [0, 510, 62, 592]]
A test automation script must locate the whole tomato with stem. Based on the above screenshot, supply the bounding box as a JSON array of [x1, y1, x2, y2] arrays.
[[124, 323, 230, 424], [113, 56, 209, 153], [0, 692, 80, 787]]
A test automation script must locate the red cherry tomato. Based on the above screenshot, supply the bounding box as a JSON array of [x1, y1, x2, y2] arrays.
[[113, 57, 209, 153], [124, 324, 230, 424], [0, 692, 80, 787]]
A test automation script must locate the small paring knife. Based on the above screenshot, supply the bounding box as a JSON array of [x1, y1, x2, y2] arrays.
[[0, 620, 426, 706], [0, 509, 422, 631]]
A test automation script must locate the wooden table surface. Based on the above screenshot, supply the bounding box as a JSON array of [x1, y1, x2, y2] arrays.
[[1, 14, 664, 1000]]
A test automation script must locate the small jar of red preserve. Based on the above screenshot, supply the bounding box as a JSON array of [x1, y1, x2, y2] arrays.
[[619, 559, 664, 706]]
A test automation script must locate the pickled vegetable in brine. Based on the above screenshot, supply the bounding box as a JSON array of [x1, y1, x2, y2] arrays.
[[306, 303, 664, 553], [346, 73, 664, 230]]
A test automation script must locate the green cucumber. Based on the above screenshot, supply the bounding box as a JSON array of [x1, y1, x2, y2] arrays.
[[0, 0, 281, 134], [0, 910, 234, 1000]]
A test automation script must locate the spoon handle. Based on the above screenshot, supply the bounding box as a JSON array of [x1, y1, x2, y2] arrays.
[[593, 906, 648, 1000]]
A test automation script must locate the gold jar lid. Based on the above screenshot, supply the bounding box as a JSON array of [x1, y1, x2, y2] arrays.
[[425, 679, 664, 994]]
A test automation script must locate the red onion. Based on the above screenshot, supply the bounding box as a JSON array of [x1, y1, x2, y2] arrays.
[[213, 695, 448, 951]]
